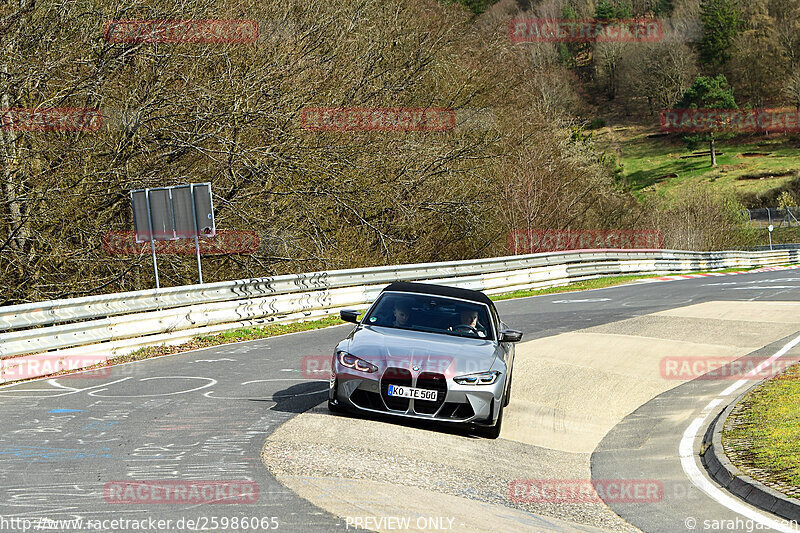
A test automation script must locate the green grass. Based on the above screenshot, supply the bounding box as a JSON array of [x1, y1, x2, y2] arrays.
[[596, 126, 800, 199], [722, 363, 800, 493], [490, 274, 657, 301], [194, 316, 345, 343]]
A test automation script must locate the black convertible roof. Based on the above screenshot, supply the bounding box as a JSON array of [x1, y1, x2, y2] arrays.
[[381, 281, 494, 307]]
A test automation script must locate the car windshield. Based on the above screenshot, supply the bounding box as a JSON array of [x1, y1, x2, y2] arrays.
[[362, 292, 494, 340]]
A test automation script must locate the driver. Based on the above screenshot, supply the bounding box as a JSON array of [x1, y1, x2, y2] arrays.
[[450, 307, 487, 338]]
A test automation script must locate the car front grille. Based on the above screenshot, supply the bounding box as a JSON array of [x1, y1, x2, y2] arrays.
[[412, 372, 447, 414], [381, 367, 412, 411], [377, 367, 471, 419]]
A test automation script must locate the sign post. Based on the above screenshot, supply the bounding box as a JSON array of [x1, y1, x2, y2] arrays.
[[144, 189, 160, 288], [190, 184, 203, 284], [768, 224, 774, 251]]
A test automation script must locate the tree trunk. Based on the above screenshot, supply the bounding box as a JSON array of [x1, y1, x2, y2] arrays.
[[0, 0, 32, 251], [710, 137, 717, 167], [1, 57, 26, 250]]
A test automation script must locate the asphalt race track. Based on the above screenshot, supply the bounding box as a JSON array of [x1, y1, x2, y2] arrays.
[[1, 269, 800, 532]]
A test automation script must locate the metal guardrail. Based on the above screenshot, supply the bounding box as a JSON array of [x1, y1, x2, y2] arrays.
[[1, 248, 798, 383], [0, 253, 596, 330]]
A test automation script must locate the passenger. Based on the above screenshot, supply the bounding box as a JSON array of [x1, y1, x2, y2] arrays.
[[392, 301, 412, 328]]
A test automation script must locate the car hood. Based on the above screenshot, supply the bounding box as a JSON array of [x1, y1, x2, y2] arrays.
[[345, 325, 499, 377]]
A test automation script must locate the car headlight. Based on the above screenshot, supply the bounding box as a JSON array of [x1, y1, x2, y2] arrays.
[[337, 351, 378, 373], [453, 370, 501, 385]]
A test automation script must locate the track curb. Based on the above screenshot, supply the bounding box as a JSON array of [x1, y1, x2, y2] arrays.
[[701, 380, 800, 522]]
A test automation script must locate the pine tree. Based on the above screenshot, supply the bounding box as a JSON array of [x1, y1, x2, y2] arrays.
[[449, 0, 497, 15], [655, 0, 675, 16], [699, 0, 745, 65], [727, 4, 784, 107], [595, 0, 633, 20], [675, 75, 738, 167]]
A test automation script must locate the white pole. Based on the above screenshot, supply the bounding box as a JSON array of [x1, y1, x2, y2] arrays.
[[144, 189, 160, 289], [190, 184, 203, 284]]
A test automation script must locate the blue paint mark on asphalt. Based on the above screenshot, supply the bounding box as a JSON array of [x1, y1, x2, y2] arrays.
[[49, 409, 85, 413], [0, 445, 111, 460]]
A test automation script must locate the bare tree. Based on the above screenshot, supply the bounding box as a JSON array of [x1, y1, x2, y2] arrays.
[[594, 42, 629, 101], [783, 71, 800, 110], [620, 42, 698, 114], [643, 184, 755, 251], [0, 0, 650, 305]]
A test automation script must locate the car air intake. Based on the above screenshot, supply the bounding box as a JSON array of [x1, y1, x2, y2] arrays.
[[440, 402, 475, 420], [350, 389, 385, 411]]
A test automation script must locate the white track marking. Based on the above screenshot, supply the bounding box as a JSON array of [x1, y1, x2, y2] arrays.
[[0, 322, 347, 391], [205, 378, 328, 400], [0, 377, 133, 398], [241, 378, 323, 385], [87, 376, 217, 398], [680, 333, 800, 532], [551, 298, 612, 304], [725, 286, 800, 290]]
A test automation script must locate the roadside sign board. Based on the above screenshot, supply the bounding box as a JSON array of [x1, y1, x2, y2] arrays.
[[131, 183, 215, 242], [129, 183, 215, 287]]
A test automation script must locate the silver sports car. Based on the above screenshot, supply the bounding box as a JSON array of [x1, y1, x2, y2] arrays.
[[328, 281, 522, 438]]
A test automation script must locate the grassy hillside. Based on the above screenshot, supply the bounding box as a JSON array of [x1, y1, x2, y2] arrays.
[[597, 126, 800, 203]]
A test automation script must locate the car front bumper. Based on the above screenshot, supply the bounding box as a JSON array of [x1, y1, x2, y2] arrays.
[[330, 365, 504, 426]]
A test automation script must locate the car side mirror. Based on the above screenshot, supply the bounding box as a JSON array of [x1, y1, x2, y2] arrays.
[[500, 329, 523, 343], [340, 309, 360, 324]]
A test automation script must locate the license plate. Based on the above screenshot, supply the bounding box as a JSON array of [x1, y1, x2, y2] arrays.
[[387, 384, 437, 401]]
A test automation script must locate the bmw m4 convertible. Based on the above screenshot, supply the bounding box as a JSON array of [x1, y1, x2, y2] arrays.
[[328, 282, 522, 438]]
